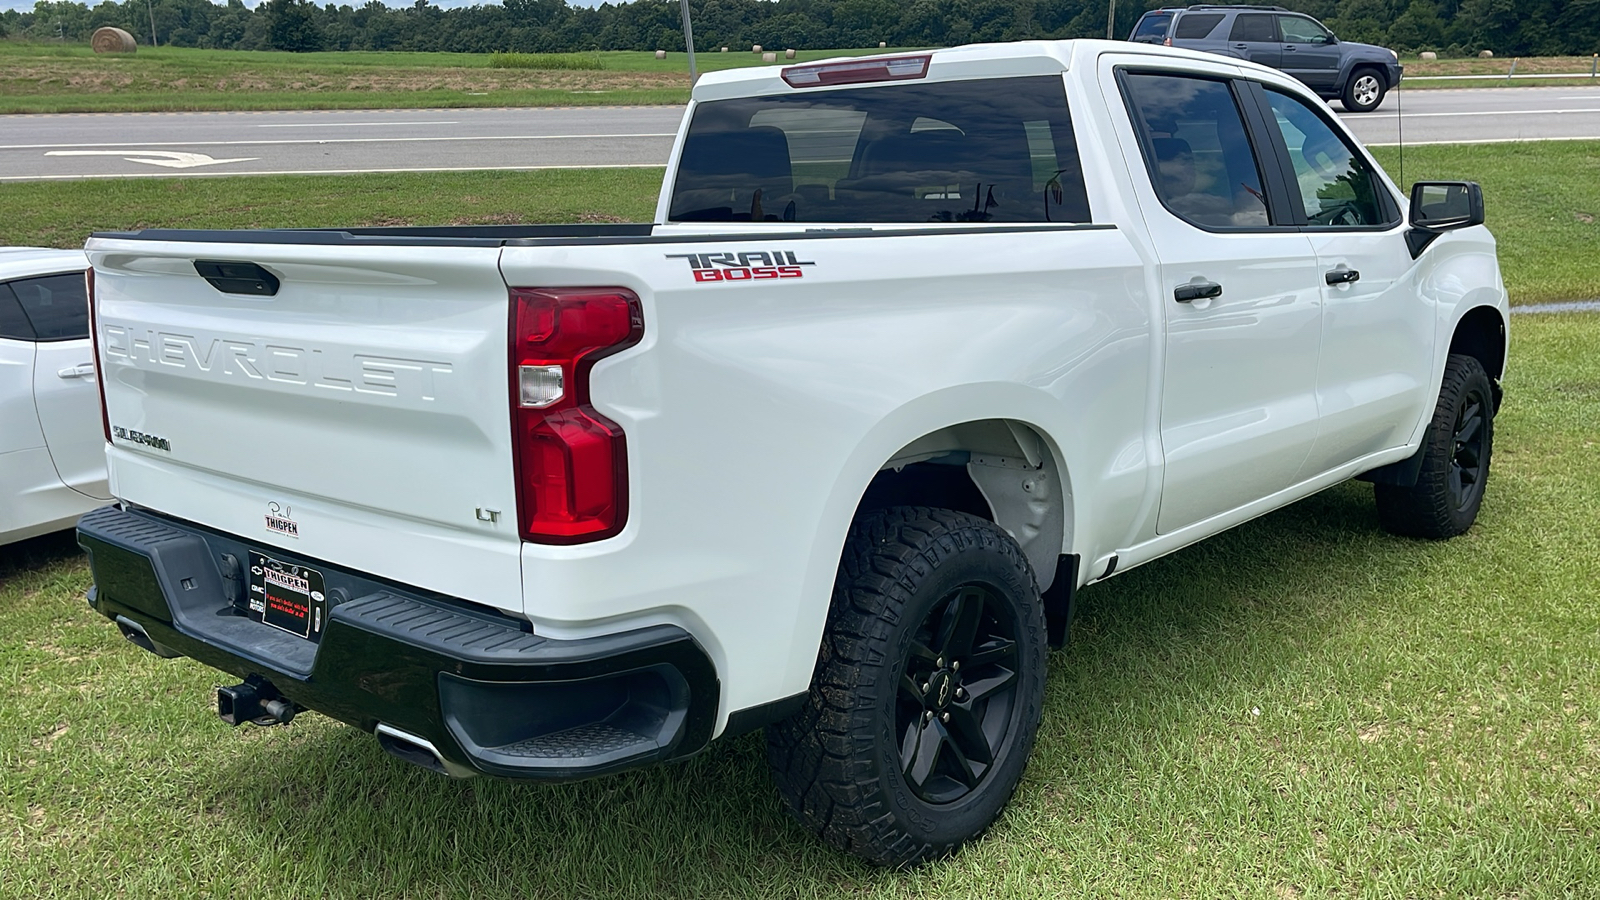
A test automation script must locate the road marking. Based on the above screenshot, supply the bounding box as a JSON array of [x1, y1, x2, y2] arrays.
[[43, 149, 258, 168], [1342, 107, 1600, 119], [4, 133, 676, 151], [1364, 134, 1600, 147], [0, 162, 659, 182], [256, 121, 460, 128]]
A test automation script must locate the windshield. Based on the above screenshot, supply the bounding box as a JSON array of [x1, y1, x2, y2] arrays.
[[668, 76, 1091, 225], [1130, 13, 1172, 41]]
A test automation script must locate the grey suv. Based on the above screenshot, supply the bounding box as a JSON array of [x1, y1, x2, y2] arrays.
[[1128, 5, 1403, 112]]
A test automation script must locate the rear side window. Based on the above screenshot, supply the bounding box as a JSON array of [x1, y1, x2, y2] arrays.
[[9, 273, 89, 341], [1121, 72, 1271, 229], [669, 76, 1091, 225], [1229, 13, 1278, 42], [0, 284, 35, 341], [1174, 13, 1225, 39], [1130, 13, 1172, 41]]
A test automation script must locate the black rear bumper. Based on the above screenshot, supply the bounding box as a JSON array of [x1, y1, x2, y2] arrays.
[[77, 505, 719, 780]]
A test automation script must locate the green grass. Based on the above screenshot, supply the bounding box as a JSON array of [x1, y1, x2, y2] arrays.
[[3, 311, 1597, 897], [487, 51, 604, 70], [2, 141, 1594, 305], [0, 168, 666, 245], [0, 42, 921, 113]]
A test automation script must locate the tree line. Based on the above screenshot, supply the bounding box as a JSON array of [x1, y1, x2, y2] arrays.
[[3, 0, 1597, 58]]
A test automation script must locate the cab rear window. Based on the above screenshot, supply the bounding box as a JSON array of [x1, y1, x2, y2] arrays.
[[668, 76, 1091, 225]]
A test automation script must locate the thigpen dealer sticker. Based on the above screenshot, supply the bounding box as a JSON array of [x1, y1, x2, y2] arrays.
[[666, 250, 815, 283]]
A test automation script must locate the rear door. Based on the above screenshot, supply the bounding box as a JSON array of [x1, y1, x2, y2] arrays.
[[1227, 13, 1282, 68], [88, 240, 525, 612], [9, 272, 110, 500], [1111, 65, 1323, 533], [1277, 14, 1342, 93]]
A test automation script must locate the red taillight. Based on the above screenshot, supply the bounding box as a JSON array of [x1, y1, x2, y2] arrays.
[[86, 267, 112, 445], [781, 54, 931, 88], [509, 287, 643, 544]]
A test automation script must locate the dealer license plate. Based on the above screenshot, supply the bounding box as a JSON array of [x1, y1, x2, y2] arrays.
[[248, 552, 328, 642]]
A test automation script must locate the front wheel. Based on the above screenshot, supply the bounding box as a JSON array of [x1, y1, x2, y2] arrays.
[[1342, 69, 1387, 112], [1375, 354, 1495, 539], [766, 507, 1048, 866]]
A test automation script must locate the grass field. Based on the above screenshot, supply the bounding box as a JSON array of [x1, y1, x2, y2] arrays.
[[0, 43, 918, 113], [0, 41, 1596, 113], [3, 310, 1596, 897], [0, 140, 1593, 305]]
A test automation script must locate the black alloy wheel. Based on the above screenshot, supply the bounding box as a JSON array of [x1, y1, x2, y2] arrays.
[[1446, 385, 1488, 513], [896, 584, 1022, 805], [767, 507, 1048, 866]]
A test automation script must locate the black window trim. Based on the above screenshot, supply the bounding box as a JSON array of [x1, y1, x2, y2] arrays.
[[1246, 81, 1404, 232], [1114, 66, 1301, 235], [3, 269, 91, 343]]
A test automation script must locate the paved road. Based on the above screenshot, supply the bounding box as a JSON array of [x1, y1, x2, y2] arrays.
[[3, 87, 1600, 181]]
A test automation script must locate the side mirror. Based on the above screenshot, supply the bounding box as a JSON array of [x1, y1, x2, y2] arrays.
[[1406, 181, 1484, 257], [1410, 181, 1484, 230]]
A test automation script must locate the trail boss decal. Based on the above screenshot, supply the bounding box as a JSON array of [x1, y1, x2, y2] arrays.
[[666, 251, 815, 283]]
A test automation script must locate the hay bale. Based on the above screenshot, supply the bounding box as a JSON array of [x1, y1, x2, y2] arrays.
[[878, 42, 887, 48], [1478, 49, 1494, 58], [1420, 51, 1438, 60], [762, 51, 777, 62], [785, 49, 796, 59], [91, 26, 137, 54]]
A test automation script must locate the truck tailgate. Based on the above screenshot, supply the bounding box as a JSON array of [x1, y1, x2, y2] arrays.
[[87, 238, 523, 613]]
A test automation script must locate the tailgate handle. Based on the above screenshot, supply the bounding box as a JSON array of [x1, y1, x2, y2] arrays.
[[194, 260, 280, 297]]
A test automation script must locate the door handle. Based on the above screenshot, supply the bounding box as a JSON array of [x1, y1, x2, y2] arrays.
[[1174, 281, 1223, 303], [57, 362, 96, 379], [1324, 267, 1361, 285]]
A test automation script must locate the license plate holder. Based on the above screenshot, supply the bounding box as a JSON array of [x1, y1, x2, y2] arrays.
[[247, 552, 328, 642]]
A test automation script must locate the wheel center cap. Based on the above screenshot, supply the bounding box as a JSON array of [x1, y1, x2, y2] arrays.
[[929, 669, 956, 709]]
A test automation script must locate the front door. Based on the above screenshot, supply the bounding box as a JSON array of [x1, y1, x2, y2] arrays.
[[10, 272, 111, 500], [1257, 88, 1434, 476], [1115, 69, 1324, 534], [1277, 15, 1342, 93]]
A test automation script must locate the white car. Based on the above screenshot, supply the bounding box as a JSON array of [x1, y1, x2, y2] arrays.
[[1, 248, 109, 545], [79, 41, 1506, 865]]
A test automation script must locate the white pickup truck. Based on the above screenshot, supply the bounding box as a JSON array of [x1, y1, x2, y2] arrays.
[[78, 40, 1507, 865]]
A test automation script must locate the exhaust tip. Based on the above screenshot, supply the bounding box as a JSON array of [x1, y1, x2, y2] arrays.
[[114, 615, 181, 658], [375, 723, 473, 778]]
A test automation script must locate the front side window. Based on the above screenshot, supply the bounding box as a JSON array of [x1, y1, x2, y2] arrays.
[[8, 273, 88, 341], [668, 76, 1091, 224], [1265, 89, 1389, 227], [1122, 72, 1271, 229], [1229, 13, 1278, 43], [1278, 15, 1332, 44]]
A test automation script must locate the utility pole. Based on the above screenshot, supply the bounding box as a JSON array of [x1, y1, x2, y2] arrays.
[[1106, 0, 1116, 40], [146, 0, 158, 47], [678, 0, 698, 84]]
